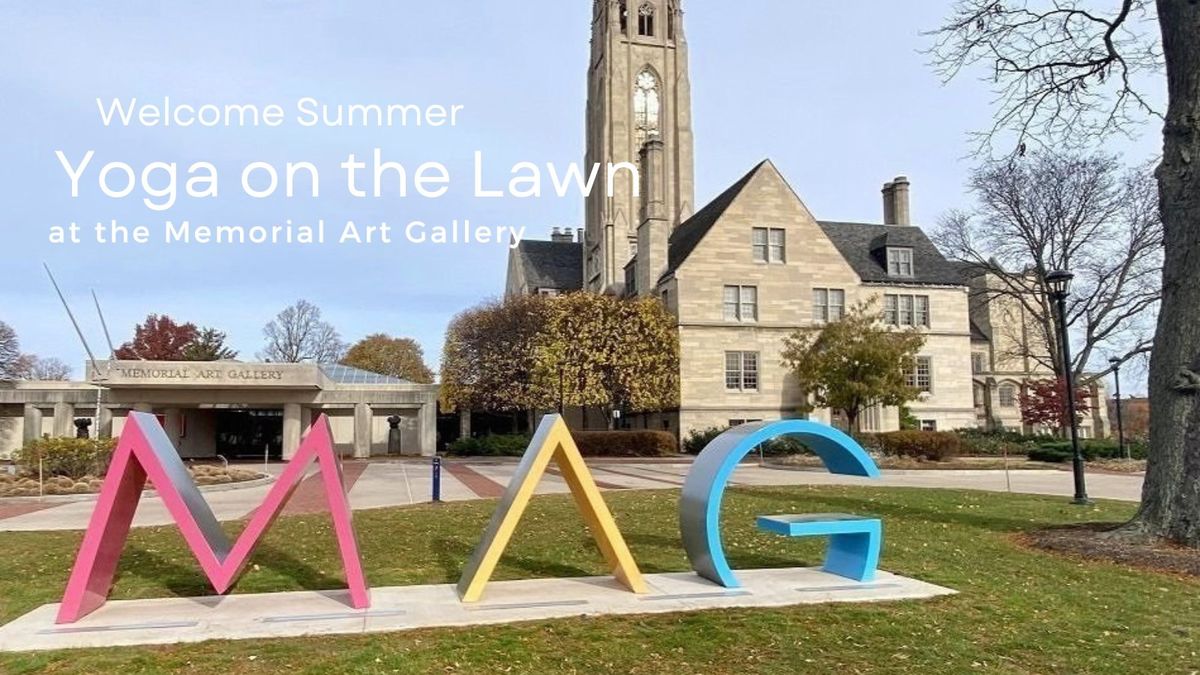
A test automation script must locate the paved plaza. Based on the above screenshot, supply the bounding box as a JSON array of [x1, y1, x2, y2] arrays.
[[0, 459, 1145, 532]]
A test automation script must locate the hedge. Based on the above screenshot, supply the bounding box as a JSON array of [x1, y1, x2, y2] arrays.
[[445, 435, 531, 457], [875, 431, 960, 462], [573, 431, 678, 457], [954, 429, 1040, 457], [446, 430, 678, 458], [13, 437, 117, 480], [1028, 440, 1147, 463], [682, 425, 813, 457]]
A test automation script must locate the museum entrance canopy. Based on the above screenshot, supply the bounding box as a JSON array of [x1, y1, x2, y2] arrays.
[[2, 360, 440, 459]]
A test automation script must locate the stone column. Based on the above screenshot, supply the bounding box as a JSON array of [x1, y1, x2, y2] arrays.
[[53, 401, 76, 438], [23, 405, 43, 443], [282, 403, 302, 460], [96, 406, 114, 439], [164, 408, 183, 442], [459, 411, 471, 441], [353, 403, 372, 458], [419, 400, 437, 457]]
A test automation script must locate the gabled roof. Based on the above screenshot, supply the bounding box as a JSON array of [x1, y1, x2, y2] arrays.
[[512, 240, 583, 292], [665, 160, 767, 277], [816, 221, 966, 286]]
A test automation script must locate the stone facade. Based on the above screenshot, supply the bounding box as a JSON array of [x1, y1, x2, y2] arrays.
[[654, 162, 978, 437], [585, 0, 695, 292], [503, 1, 1108, 442], [967, 272, 1110, 438]]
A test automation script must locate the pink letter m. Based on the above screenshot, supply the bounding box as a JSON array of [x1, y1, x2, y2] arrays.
[[57, 411, 370, 623]]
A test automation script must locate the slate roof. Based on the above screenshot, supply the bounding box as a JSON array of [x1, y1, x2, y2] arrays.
[[664, 161, 767, 277], [816, 221, 967, 286], [512, 239, 584, 292]]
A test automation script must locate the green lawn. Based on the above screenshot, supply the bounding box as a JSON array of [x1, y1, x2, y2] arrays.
[[0, 486, 1196, 674]]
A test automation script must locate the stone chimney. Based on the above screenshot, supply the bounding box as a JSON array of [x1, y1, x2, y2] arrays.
[[882, 176, 911, 225], [550, 226, 573, 243], [636, 139, 668, 296]]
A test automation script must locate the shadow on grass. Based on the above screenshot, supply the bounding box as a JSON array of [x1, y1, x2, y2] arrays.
[[115, 542, 346, 599]]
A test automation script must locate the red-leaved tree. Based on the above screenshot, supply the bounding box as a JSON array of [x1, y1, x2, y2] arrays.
[[114, 315, 200, 361], [1019, 379, 1095, 433]]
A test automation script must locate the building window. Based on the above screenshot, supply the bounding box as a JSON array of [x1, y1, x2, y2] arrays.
[[629, 238, 638, 258], [729, 419, 763, 427], [618, 0, 629, 33], [537, 288, 560, 297], [723, 285, 758, 322], [725, 351, 759, 391], [999, 384, 1017, 408], [906, 356, 933, 393], [920, 420, 938, 432], [812, 288, 846, 323], [637, 2, 656, 36], [884, 294, 930, 327], [633, 69, 661, 148], [667, 1, 676, 39], [752, 227, 786, 263], [887, 247, 914, 277], [971, 352, 986, 374], [973, 384, 985, 407]]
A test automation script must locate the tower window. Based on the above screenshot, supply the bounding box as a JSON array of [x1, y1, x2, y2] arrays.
[[668, 1, 676, 40], [638, 2, 656, 37], [619, 0, 629, 34], [633, 69, 661, 148]]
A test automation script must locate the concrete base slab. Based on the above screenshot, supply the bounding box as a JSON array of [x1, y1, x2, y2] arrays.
[[0, 568, 955, 652]]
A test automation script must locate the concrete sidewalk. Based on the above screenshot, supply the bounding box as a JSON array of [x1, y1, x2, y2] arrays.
[[0, 459, 1145, 532]]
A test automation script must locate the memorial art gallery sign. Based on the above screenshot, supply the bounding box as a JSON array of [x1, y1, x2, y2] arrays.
[[88, 360, 322, 388]]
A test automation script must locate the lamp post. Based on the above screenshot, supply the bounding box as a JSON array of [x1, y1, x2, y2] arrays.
[[1046, 270, 1091, 505], [1109, 357, 1128, 460]]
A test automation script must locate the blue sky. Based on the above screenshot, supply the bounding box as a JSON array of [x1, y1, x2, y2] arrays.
[[0, 1, 1161, 390]]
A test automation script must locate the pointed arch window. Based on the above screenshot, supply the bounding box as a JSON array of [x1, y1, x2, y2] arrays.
[[638, 2, 656, 37], [633, 68, 661, 148], [619, 0, 629, 34], [667, 1, 676, 40]]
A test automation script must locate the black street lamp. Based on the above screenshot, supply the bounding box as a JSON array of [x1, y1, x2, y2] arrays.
[[1109, 357, 1128, 460], [1046, 269, 1091, 505]]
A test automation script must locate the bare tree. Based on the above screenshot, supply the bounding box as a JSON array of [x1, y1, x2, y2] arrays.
[[0, 321, 21, 381], [937, 152, 1162, 381], [930, 0, 1200, 547], [21, 356, 73, 381], [259, 300, 347, 363]]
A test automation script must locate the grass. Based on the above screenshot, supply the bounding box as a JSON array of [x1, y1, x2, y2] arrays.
[[0, 485, 1197, 674]]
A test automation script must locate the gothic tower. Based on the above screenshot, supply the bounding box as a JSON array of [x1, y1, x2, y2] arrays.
[[584, 0, 695, 292]]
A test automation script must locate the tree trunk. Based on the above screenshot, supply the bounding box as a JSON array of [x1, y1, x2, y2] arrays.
[[1126, 0, 1200, 547]]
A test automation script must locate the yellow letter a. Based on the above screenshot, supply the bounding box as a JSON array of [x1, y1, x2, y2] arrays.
[[456, 414, 647, 602]]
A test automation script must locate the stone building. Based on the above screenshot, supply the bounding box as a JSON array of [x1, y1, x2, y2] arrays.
[[508, 0, 1109, 439], [965, 271, 1110, 438], [0, 361, 439, 460]]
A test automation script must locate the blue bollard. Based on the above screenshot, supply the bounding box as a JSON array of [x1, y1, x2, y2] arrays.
[[432, 456, 442, 503]]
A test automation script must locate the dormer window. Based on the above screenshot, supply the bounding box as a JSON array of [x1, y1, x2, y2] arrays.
[[638, 2, 656, 37], [887, 247, 914, 277]]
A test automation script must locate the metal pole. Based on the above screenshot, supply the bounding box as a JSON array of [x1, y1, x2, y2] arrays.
[[1113, 364, 1128, 460], [431, 456, 442, 503], [1055, 294, 1091, 505]]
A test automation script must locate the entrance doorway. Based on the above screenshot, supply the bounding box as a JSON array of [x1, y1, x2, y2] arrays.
[[215, 409, 283, 460]]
